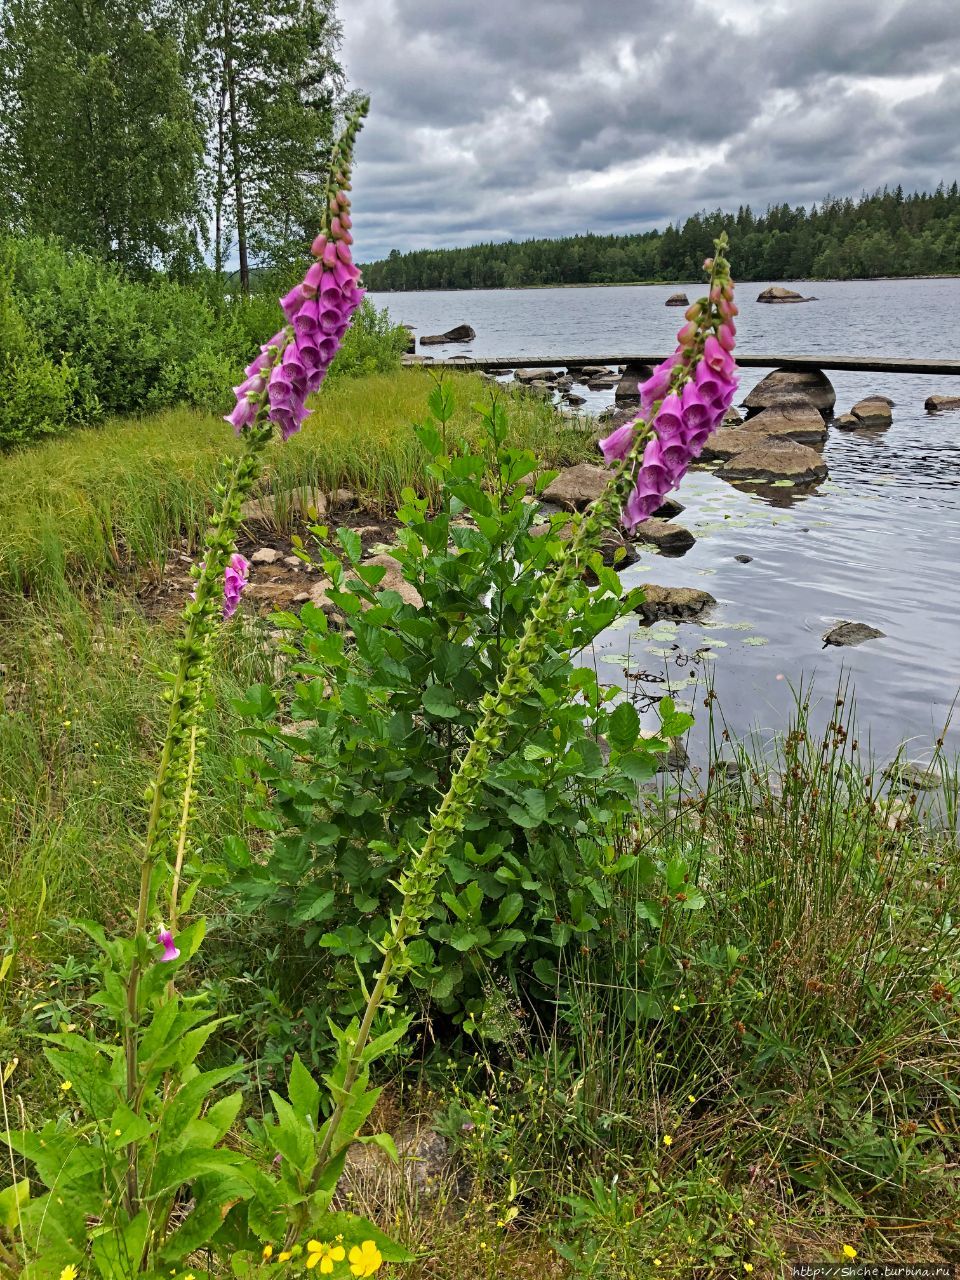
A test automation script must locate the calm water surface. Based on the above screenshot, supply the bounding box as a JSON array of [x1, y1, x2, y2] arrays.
[[369, 280, 960, 762]]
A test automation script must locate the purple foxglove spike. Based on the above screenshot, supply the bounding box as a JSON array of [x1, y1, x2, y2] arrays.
[[223, 552, 249, 620], [233, 372, 266, 400], [704, 335, 736, 378], [302, 262, 324, 296], [624, 487, 664, 529], [311, 233, 327, 257], [598, 422, 636, 463], [280, 285, 306, 322], [334, 240, 353, 264], [225, 397, 258, 434], [654, 393, 684, 433], [158, 927, 180, 962], [322, 242, 337, 268], [717, 322, 736, 351]]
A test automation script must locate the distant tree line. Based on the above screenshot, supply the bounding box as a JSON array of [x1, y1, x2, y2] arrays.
[[362, 185, 960, 290]]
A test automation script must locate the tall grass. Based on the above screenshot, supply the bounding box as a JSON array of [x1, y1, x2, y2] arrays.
[[0, 370, 586, 597]]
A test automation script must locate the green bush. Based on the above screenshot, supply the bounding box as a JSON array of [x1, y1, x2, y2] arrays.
[[0, 234, 409, 445], [230, 386, 690, 1041]]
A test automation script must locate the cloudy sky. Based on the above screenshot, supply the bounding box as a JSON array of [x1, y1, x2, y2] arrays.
[[340, 0, 960, 264]]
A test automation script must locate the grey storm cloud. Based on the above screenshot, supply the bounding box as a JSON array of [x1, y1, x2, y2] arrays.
[[341, 0, 960, 262]]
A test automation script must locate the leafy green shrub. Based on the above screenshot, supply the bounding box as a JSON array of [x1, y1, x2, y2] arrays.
[[0, 234, 409, 441], [0, 267, 86, 448], [231, 385, 689, 1039]]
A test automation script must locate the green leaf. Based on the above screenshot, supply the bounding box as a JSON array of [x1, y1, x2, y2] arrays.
[[288, 1054, 321, 1126], [0, 1178, 29, 1230], [493, 892, 524, 926], [608, 701, 640, 749], [422, 685, 459, 718], [337, 527, 362, 563]]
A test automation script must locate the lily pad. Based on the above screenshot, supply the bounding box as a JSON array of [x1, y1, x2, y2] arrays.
[[744, 635, 769, 647]]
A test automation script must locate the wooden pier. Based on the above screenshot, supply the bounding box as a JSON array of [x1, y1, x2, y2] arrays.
[[402, 353, 960, 376]]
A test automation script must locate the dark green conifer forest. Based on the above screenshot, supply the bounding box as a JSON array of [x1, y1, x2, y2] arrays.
[[362, 185, 960, 289]]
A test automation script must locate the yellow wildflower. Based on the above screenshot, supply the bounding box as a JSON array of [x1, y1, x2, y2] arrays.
[[744, 1265, 754, 1273], [688, 1095, 697, 1103], [662, 1134, 673, 1146], [60, 1081, 73, 1093], [349, 1240, 383, 1277], [278, 1252, 292, 1262], [59, 1268, 79, 1280], [262, 1244, 274, 1261], [306, 1240, 346, 1273], [843, 1245, 857, 1260], [654, 1259, 662, 1268]]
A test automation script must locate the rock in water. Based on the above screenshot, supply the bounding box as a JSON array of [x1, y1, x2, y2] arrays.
[[542, 463, 609, 511], [653, 497, 685, 519], [756, 286, 816, 303], [514, 368, 559, 383], [665, 292, 689, 306], [419, 324, 476, 346], [742, 401, 828, 444], [632, 519, 695, 555], [925, 394, 960, 412], [850, 398, 893, 427], [834, 413, 860, 429], [616, 361, 655, 403], [822, 620, 885, 647], [883, 761, 942, 791], [744, 368, 836, 416], [635, 584, 715, 621], [719, 439, 828, 484]]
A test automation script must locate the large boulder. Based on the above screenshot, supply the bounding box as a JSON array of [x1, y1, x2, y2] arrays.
[[743, 368, 836, 417], [635, 584, 715, 622], [615, 361, 655, 403], [419, 324, 475, 345], [719, 439, 828, 484], [756, 286, 816, 303], [925, 394, 960, 412], [542, 463, 608, 511], [742, 401, 827, 444], [665, 292, 689, 306], [515, 367, 558, 383], [632, 519, 695, 555], [850, 398, 893, 428], [699, 427, 761, 462], [573, 365, 616, 380]]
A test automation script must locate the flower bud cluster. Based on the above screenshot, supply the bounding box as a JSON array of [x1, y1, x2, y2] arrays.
[[599, 241, 738, 529]]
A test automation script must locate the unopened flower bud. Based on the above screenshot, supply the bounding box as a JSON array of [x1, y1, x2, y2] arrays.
[[684, 302, 702, 321], [703, 257, 714, 271], [676, 321, 698, 346], [311, 233, 327, 256]]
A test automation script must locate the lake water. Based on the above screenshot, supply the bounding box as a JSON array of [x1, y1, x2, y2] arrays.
[[369, 280, 960, 766]]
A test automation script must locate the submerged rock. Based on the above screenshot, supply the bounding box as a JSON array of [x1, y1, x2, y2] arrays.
[[420, 324, 475, 345], [635, 584, 715, 621], [822, 620, 885, 647], [744, 368, 836, 417], [756, 286, 816, 303], [719, 439, 828, 484], [925, 394, 960, 412]]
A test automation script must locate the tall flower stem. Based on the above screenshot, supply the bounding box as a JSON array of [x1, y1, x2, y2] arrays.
[[302, 237, 736, 1209]]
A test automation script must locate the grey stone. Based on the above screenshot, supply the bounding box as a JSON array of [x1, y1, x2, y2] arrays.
[[564, 392, 587, 406], [634, 584, 715, 622], [328, 488, 358, 512], [419, 324, 475, 345], [665, 292, 689, 306], [251, 547, 282, 565], [925, 394, 960, 412], [734, 554, 753, 563], [633, 519, 695, 555], [756, 286, 816, 303], [719, 439, 828, 484], [822, 620, 885, 647], [834, 413, 860, 429], [240, 487, 327, 525], [653, 497, 684, 519], [616, 361, 655, 403], [851, 398, 893, 427], [743, 401, 828, 444], [884, 761, 942, 791], [542, 463, 608, 511], [744, 369, 836, 416], [362, 554, 423, 608], [515, 367, 559, 383]]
